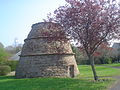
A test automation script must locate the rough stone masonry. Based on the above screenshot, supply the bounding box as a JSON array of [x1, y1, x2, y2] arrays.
[[15, 22, 79, 78]]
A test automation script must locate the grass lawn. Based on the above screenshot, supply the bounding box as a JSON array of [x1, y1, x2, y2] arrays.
[[102, 63, 120, 67], [78, 65, 120, 78], [0, 65, 120, 90]]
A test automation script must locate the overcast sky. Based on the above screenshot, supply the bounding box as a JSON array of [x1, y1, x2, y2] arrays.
[[0, 0, 66, 47], [0, 0, 120, 47]]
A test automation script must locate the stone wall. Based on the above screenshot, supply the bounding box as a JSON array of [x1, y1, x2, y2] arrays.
[[16, 54, 79, 78]]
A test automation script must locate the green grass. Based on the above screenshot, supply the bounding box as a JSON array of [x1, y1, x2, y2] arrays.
[[0, 64, 120, 90], [0, 76, 112, 90], [78, 65, 120, 78], [103, 63, 120, 67]]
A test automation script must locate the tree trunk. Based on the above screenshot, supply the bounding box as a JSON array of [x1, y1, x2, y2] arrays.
[[89, 55, 98, 81]]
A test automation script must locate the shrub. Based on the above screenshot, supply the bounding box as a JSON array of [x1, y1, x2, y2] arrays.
[[99, 57, 112, 64], [5, 60, 18, 71], [80, 59, 90, 65], [0, 65, 11, 76], [105, 58, 112, 64]]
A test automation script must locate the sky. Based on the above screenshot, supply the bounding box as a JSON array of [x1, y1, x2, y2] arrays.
[[0, 0, 66, 47], [0, 0, 120, 47]]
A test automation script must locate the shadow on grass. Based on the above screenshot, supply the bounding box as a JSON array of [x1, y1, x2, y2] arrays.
[[0, 76, 15, 80]]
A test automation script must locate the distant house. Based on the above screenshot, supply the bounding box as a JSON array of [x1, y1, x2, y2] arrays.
[[112, 43, 120, 49], [112, 43, 120, 58], [9, 51, 21, 60]]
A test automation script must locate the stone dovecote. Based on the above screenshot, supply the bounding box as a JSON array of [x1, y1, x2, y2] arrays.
[[15, 22, 79, 78]]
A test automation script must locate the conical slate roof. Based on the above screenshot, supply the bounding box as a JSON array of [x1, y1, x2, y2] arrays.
[[15, 22, 79, 78]]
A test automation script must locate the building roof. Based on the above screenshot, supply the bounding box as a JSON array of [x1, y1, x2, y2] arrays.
[[112, 43, 120, 49], [10, 51, 21, 60]]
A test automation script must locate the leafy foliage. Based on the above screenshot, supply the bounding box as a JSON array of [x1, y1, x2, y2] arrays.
[[5, 61, 18, 71], [46, 0, 120, 56], [5, 44, 22, 55], [0, 65, 11, 76], [0, 42, 18, 71], [72, 45, 90, 64], [0, 47, 10, 64]]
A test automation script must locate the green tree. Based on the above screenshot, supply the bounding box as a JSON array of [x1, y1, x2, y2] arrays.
[[0, 43, 10, 64], [45, 0, 120, 80], [5, 44, 22, 55], [0, 42, 4, 48]]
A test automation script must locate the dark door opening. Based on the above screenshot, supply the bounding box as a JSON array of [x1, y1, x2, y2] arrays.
[[69, 65, 74, 78]]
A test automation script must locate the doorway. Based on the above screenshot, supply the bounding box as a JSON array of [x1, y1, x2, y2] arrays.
[[69, 65, 74, 78]]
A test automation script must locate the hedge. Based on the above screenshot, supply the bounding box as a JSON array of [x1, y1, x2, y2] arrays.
[[0, 65, 11, 76]]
